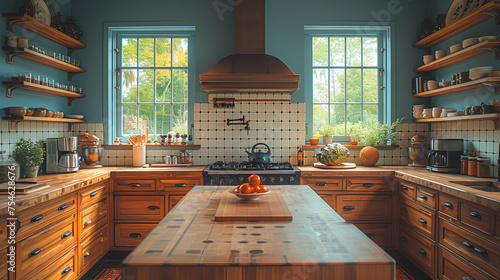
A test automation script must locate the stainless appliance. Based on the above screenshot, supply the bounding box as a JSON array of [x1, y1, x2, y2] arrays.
[[426, 138, 463, 173], [77, 133, 103, 168], [203, 161, 300, 186], [46, 137, 79, 173], [408, 135, 428, 167]]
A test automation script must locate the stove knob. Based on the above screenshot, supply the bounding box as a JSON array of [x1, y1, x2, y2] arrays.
[[229, 178, 234, 185], [219, 178, 224, 185], [210, 178, 216, 185], [270, 177, 276, 183], [278, 176, 284, 183], [289, 177, 295, 183], [238, 177, 245, 184]]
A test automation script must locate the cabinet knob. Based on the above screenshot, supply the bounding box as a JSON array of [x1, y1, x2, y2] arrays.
[[129, 183, 141, 188], [147, 205, 160, 210], [462, 241, 474, 248], [343, 206, 355, 210], [174, 183, 187, 187], [401, 186, 408, 191], [443, 202, 453, 209], [473, 246, 487, 255], [362, 183, 374, 187], [30, 214, 43, 223], [61, 231, 72, 239], [418, 218, 427, 224], [418, 248, 426, 255], [84, 250, 92, 257], [469, 212, 481, 219], [58, 204, 68, 211], [29, 248, 41, 258], [84, 219, 92, 226], [316, 182, 327, 187], [90, 191, 98, 197], [129, 233, 142, 238], [418, 194, 428, 200], [61, 266, 72, 274]]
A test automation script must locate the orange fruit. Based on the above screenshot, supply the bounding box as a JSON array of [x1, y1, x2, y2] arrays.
[[252, 185, 262, 193], [248, 174, 261, 187], [240, 183, 253, 194], [359, 146, 380, 166], [88, 153, 99, 162], [258, 186, 268, 193], [234, 185, 241, 193]]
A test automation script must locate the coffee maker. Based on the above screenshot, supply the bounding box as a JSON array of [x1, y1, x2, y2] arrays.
[[46, 137, 80, 173], [426, 138, 463, 173]]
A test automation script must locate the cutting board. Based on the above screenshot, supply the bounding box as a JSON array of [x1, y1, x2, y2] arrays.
[[0, 182, 49, 194], [215, 191, 292, 222], [314, 162, 356, 169]]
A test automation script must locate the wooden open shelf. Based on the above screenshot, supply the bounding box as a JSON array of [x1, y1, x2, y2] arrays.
[[3, 80, 85, 105], [2, 116, 86, 130], [413, 1, 500, 49], [414, 113, 500, 129], [413, 77, 500, 98], [3, 47, 85, 80], [2, 13, 86, 51], [414, 40, 500, 72]]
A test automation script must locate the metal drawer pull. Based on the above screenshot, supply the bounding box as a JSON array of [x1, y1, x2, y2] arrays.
[[30, 215, 43, 223], [343, 206, 355, 210], [61, 266, 72, 274], [147, 205, 160, 210], [400, 237, 408, 242], [84, 219, 92, 226], [443, 202, 453, 209], [84, 250, 92, 257], [129, 183, 141, 187], [90, 191, 98, 197], [462, 277, 475, 280], [462, 241, 474, 248], [29, 248, 41, 258], [473, 246, 487, 255], [316, 182, 327, 186], [418, 218, 427, 224], [61, 231, 72, 239], [366, 233, 376, 238], [130, 233, 142, 238], [58, 204, 68, 211], [418, 194, 428, 200], [362, 183, 374, 187], [401, 186, 408, 190], [418, 248, 426, 255], [175, 183, 187, 187], [469, 212, 481, 219]]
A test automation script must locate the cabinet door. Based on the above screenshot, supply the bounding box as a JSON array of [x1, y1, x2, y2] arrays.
[[354, 223, 392, 249], [24, 245, 78, 280], [80, 198, 108, 242], [336, 195, 392, 221], [399, 224, 435, 278], [438, 195, 459, 220], [438, 247, 492, 280], [114, 195, 165, 221], [316, 191, 335, 209], [460, 203, 495, 235], [399, 198, 434, 240], [80, 180, 108, 207], [81, 225, 109, 274], [168, 194, 186, 211], [0, 246, 7, 280]]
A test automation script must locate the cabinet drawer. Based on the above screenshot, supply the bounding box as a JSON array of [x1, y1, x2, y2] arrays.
[[336, 195, 392, 221], [399, 225, 435, 277], [438, 247, 493, 280], [438, 195, 459, 220], [399, 181, 416, 199], [17, 194, 77, 238], [168, 194, 186, 211], [80, 181, 108, 206], [25, 245, 77, 280], [416, 187, 436, 209], [346, 177, 391, 192], [0, 220, 7, 244], [0, 246, 7, 280], [114, 224, 156, 247], [80, 198, 108, 242], [159, 178, 200, 191], [460, 203, 494, 234], [302, 177, 343, 191], [81, 225, 109, 273], [17, 214, 77, 279], [316, 191, 335, 209], [354, 223, 392, 248], [114, 195, 165, 221], [113, 179, 156, 192], [439, 218, 500, 279], [495, 216, 500, 239], [399, 199, 434, 240]]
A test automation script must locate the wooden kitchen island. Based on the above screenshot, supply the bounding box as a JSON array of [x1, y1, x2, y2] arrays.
[[122, 185, 395, 279]]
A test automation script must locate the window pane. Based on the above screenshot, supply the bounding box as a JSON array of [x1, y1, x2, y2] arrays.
[[123, 104, 137, 135], [156, 104, 171, 135], [313, 104, 328, 135], [363, 104, 378, 123], [139, 38, 154, 67], [313, 69, 328, 103], [139, 104, 154, 135], [330, 104, 345, 135], [156, 69, 171, 103], [330, 69, 345, 103], [363, 69, 378, 103], [156, 38, 171, 67], [312, 37, 328, 66], [122, 69, 137, 103], [122, 38, 137, 67], [346, 68, 361, 102], [173, 69, 188, 102], [173, 38, 188, 67], [139, 69, 154, 102], [347, 104, 362, 125], [329, 37, 345, 66], [363, 37, 377, 66], [172, 104, 188, 134], [346, 37, 361, 66]]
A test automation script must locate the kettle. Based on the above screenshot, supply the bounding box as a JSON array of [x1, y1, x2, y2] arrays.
[[245, 143, 271, 164]]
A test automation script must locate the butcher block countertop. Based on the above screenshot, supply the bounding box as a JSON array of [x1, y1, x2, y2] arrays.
[[122, 185, 396, 280]]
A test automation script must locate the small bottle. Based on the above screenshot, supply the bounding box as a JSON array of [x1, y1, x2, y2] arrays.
[[181, 134, 187, 145], [297, 147, 303, 166], [113, 137, 120, 145], [175, 133, 181, 145], [167, 134, 173, 145]]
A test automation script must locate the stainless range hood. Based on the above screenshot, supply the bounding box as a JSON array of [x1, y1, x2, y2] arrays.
[[200, 0, 300, 93]]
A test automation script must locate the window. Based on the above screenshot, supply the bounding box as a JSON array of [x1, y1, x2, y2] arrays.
[[116, 35, 190, 137], [305, 26, 390, 137]]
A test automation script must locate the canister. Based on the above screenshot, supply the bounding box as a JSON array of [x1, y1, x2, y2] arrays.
[[476, 157, 490, 178], [460, 155, 468, 175], [7, 36, 17, 48], [17, 37, 28, 48], [467, 157, 477, 177], [165, 155, 171, 165]]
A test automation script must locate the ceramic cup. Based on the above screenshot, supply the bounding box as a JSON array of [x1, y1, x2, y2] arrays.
[[435, 50, 446, 60], [432, 107, 443, 118], [422, 108, 432, 119], [413, 105, 424, 119], [7, 36, 17, 48]]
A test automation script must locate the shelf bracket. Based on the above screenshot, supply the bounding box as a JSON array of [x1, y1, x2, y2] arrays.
[[491, 119, 499, 130], [67, 97, 77, 106], [67, 48, 75, 56], [5, 52, 18, 64], [4, 85, 23, 98], [482, 47, 500, 59], [8, 120, 21, 130], [482, 11, 500, 24], [482, 82, 500, 93], [6, 18, 29, 32]]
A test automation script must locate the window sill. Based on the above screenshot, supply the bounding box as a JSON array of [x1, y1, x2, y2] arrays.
[[301, 144, 399, 151], [102, 144, 200, 150]]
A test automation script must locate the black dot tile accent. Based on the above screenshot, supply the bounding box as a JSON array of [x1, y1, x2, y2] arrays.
[[236, 226, 247, 229], [238, 241, 248, 244], [275, 226, 285, 228], [202, 240, 213, 244], [231, 250, 240, 253], [256, 241, 267, 244], [251, 233, 261, 236], [167, 226, 180, 228], [145, 250, 163, 254], [283, 241, 292, 243], [249, 250, 263, 254], [186, 250, 201, 254], [253, 226, 264, 228]]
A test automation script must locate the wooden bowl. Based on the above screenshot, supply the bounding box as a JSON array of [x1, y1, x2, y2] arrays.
[[8, 106, 26, 117], [463, 37, 479, 48], [435, 50, 446, 60], [25, 108, 34, 116], [45, 110, 54, 118], [309, 138, 319, 145], [479, 36, 497, 42], [423, 55, 434, 64], [469, 66, 493, 80], [33, 109, 46, 117], [59, 112, 64, 118], [232, 189, 271, 201], [450, 44, 463, 54]]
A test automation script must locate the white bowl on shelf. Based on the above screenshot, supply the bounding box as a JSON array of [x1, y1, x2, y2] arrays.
[[65, 115, 84, 119]]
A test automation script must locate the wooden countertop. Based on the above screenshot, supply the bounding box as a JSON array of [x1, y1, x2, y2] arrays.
[[122, 185, 395, 279]]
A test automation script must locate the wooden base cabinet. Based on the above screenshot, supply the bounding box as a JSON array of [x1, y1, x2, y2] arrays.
[[354, 223, 392, 248], [438, 247, 494, 280], [114, 224, 156, 247], [399, 224, 435, 277]]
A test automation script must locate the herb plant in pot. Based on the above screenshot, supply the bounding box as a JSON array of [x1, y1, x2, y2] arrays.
[[14, 139, 45, 178], [318, 125, 336, 145]]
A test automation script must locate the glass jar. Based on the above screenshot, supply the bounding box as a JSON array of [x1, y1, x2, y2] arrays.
[[476, 157, 490, 178], [0, 151, 20, 183], [467, 157, 477, 177], [460, 156, 468, 175]]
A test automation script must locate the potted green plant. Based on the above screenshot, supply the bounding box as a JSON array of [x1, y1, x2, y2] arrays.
[[318, 125, 336, 144], [13, 138, 45, 178]]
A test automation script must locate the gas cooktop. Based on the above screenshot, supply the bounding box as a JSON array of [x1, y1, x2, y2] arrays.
[[207, 161, 295, 171]]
